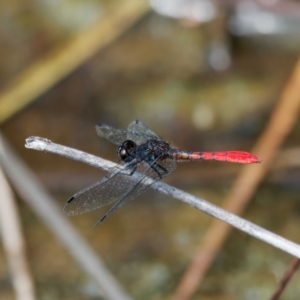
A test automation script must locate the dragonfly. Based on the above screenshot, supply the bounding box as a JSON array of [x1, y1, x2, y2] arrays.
[[64, 120, 261, 225]]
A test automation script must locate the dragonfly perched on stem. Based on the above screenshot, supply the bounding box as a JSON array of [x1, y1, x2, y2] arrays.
[[64, 120, 261, 226]]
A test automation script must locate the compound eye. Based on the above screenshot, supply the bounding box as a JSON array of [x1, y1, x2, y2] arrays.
[[123, 140, 136, 151], [117, 140, 136, 161], [118, 148, 127, 160]]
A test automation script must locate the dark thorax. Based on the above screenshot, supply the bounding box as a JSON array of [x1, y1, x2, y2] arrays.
[[117, 139, 172, 165]]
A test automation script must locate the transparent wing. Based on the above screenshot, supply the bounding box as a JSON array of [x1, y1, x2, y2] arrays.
[[127, 120, 162, 141], [95, 124, 132, 145], [95, 120, 161, 145], [63, 164, 138, 216], [95, 157, 177, 225]]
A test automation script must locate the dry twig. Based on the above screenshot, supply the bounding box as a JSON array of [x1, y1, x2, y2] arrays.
[[24, 136, 300, 260], [0, 0, 149, 123], [0, 162, 36, 300], [270, 258, 300, 300], [0, 134, 132, 300], [173, 56, 300, 300]]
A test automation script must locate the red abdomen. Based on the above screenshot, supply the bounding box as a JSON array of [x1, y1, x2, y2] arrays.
[[173, 151, 261, 164]]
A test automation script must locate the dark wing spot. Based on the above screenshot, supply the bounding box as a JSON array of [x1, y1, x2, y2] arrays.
[[67, 196, 75, 203]]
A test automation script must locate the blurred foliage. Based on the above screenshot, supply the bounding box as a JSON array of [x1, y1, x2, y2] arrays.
[[1, 0, 300, 299]]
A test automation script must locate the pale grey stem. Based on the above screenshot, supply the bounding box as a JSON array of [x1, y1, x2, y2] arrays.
[[0, 165, 36, 300], [24, 136, 300, 259], [0, 134, 133, 300]]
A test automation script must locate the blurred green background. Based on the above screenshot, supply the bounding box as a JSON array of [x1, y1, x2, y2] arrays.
[[1, 0, 300, 299]]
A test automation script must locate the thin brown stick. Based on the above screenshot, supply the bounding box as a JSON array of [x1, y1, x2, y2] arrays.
[[0, 0, 149, 124], [0, 167, 36, 300], [270, 258, 300, 300], [173, 56, 300, 300]]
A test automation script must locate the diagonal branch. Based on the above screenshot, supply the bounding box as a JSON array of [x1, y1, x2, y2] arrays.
[[270, 258, 300, 300], [0, 165, 36, 300], [0, 134, 132, 300], [173, 55, 300, 300], [0, 0, 149, 124], [25, 136, 300, 259]]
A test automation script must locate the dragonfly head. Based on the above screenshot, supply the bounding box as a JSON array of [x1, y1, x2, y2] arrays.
[[117, 140, 137, 161]]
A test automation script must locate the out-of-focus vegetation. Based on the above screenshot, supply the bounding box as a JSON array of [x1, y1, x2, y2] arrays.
[[1, 0, 300, 299]]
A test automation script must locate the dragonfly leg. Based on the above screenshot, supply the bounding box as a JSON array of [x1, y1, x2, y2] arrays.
[[156, 163, 168, 174], [150, 162, 168, 179], [129, 165, 137, 176], [119, 160, 139, 176]]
